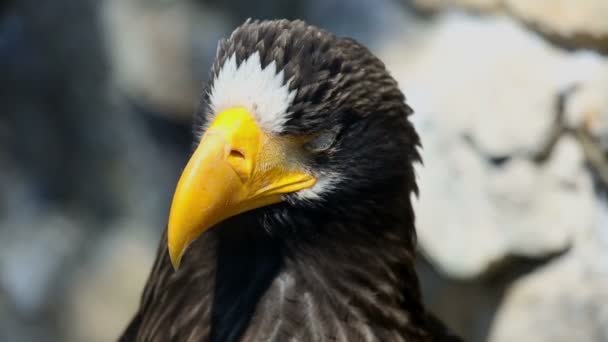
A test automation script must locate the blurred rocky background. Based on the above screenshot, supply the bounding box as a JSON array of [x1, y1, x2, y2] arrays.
[[0, 0, 606, 341]]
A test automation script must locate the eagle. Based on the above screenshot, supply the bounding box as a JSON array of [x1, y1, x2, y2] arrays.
[[120, 19, 462, 342]]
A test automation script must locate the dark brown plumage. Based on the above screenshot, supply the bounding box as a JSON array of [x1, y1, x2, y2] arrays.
[[120, 19, 462, 342]]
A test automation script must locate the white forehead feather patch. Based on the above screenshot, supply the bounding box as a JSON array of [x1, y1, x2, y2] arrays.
[[208, 52, 296, 133]]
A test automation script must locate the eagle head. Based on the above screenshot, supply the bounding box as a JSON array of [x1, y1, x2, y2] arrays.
[[167, 19, 420, 268]]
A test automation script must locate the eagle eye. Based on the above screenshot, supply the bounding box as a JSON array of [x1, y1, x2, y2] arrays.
[[303, 126, 341, 153]]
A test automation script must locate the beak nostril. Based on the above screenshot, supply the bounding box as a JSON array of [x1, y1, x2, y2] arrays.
[[229, 149, 246, 160], [227, 149, 250, 182]]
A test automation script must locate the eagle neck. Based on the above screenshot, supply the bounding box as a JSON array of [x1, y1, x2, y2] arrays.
[[278, 194, 431, 339], [209, 214, 284, 342]]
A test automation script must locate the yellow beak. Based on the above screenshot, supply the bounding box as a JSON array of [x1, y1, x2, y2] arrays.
[[167, 107, 316, 269]]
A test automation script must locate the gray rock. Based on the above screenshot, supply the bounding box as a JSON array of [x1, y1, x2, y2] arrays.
[[61, 222, 156, 342], [101, 0, 214, 118], [411, 0, 608, 53], [506, 0, 608, 53], [411, 0, 501, 13], [563, 59, 608, 144], [0, 213, 83, 316]]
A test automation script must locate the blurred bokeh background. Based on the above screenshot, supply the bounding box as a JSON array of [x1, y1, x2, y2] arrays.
[[1, 0, 607, 341]]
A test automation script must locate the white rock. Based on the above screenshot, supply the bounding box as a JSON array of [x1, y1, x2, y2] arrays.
[[382, 13, 601, 277], [489, 201, 608, 342], [384, 13, 570, 157], [490, 137, 593, 257]]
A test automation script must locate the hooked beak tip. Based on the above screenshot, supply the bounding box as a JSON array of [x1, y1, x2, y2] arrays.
[[168, 238, 186, 271]]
